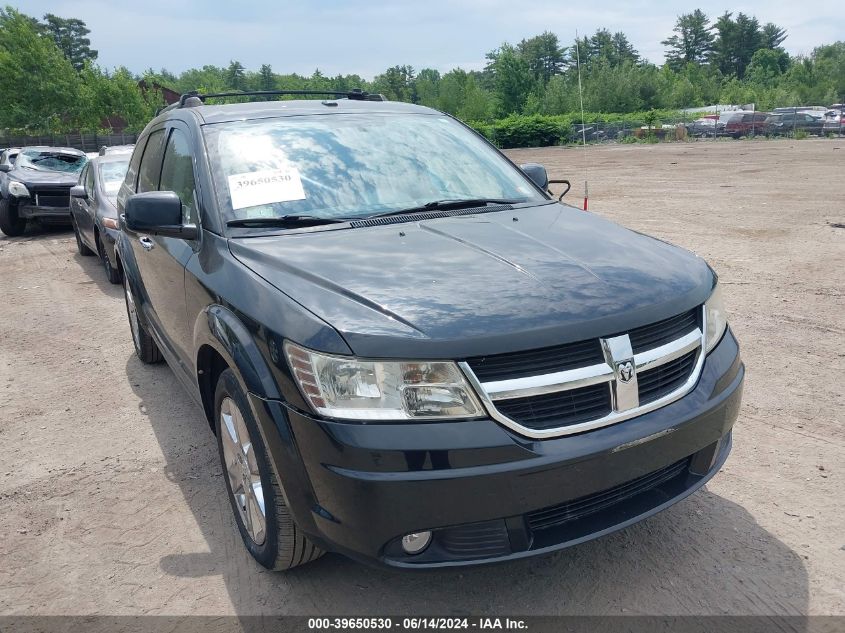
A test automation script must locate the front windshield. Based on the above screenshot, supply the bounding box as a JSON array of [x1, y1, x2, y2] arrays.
[[204, 113, 544, 223], [17, 150, 86, 174], [99, 160, 129, 202]]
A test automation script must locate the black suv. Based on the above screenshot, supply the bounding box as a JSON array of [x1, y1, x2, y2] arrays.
[[116, 90, 744, 570], [0, 146, 87, 236]]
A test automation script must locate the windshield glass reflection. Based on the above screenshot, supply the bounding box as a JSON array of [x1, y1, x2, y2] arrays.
[[204, 113, 543, 223]]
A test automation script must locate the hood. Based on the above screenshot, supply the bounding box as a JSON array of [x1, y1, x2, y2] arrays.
[[10, 168, 80, 187], [228, 204, 714, 358]]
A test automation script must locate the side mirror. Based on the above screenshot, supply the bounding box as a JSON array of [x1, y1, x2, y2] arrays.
[[0, 164, 10, 173], [70, 185, 87, 199], [125, 191, 198, 240], [520, 163, 549, 190]]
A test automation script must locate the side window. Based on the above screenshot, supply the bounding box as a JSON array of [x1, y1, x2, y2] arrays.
[[137, 129, 166, 193], [159, 128, 198, 225], [84, 163, 95, 199], [122, 137, 146, 193]]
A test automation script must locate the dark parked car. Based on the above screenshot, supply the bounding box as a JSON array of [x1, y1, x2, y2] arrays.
[[116, 90, 743, 570], [70, 151, 132, 283], [722, 111, 770, 137], [0, 146, 87, 236], [766, 112, 826, 136], [685, 117, 717, 137]]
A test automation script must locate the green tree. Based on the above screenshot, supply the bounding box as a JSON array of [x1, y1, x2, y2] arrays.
[[762, 23, 788, 50], [225, 60, 246, 90], [78, 65, 159, 132], [713, 12, 764, 79], [518, 32, 567, 83], [0, 8, 82, 132], [662, 10, 715, 70], [458, 75, 493, 121], [491, 44, 532, 115], [259, 63, 274, 91], [414, 68, 440, 108], [540, 74, 576, 114], [41, 13, 97, 71], [746, 48, 790, 86], [579, 29, 639, 68], [373, 65, 416, 101], [438, 68, 468, 115]]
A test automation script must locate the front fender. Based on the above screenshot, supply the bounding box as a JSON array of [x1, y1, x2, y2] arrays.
[[194, 304, 282, 401], [192, 304, 324, 537]]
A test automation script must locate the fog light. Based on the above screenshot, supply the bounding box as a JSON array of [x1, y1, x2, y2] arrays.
[[401, 531, 432, 555]]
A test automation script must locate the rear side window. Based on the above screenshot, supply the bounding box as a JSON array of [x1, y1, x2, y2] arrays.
[[137, 129, 166, 193], [159, 129, 197, 224]]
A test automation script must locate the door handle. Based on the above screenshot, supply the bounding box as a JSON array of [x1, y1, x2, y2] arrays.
[[139, 236, 155, 251]]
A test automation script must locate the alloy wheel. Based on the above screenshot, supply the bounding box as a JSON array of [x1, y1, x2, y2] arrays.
[[220, 396, 267, 545]]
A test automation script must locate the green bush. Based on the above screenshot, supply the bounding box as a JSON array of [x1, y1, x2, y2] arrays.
[[491, 114, 565, 148], [459, 109, 687, 149], [793, 129, 809, 140]]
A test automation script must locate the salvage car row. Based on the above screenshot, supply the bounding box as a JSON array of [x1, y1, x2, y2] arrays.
[[686, 105, 845, 138], [0, 144, 132, 284], [0, 90, 743, 572]]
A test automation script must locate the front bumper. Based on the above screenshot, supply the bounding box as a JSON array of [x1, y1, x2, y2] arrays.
[[15, 199, 72, 222], [249, 328, 743, 568]]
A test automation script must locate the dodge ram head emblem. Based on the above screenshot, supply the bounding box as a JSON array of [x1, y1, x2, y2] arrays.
[[616, 360, 635, 383]]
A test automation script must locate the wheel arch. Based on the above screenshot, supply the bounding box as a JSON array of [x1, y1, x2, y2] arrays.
[[193, 304, 284, 431]]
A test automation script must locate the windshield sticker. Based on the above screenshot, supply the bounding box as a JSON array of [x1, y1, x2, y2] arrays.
[[228, 168, 306, 210]]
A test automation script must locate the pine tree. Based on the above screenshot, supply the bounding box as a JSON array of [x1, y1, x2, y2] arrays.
[[662, 10, 715, 70]]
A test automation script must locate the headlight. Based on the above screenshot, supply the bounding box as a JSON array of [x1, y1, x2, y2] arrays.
[[8, 181, 29, 197], [284, 342, 483, 420], [704, 283, 727, 353]]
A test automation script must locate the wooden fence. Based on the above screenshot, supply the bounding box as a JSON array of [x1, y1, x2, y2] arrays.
[[0, 132, 138, 152]]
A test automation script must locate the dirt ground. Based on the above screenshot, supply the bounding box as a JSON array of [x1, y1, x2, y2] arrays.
[[0, 139, 843, 618]]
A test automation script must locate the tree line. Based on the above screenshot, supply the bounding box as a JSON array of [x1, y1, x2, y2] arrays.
[[1, 5, 843, 136]]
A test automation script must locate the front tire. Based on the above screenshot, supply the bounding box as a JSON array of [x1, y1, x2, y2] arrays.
[[123, 276, 162, 364], [0, 197, 26, 237], [97, 234, 122, 284], [214, 368, 323, 571]]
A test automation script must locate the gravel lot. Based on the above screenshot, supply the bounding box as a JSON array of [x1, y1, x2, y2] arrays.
[[0, 139, 843, 617]]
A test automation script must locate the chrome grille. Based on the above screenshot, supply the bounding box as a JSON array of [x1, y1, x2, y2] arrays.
[[459, 306, 706, 439]]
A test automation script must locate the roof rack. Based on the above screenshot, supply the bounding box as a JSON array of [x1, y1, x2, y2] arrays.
[[157, 88, 385, 114]]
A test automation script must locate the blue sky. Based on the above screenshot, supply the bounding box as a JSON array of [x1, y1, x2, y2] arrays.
[[15, 0, 845, 78]]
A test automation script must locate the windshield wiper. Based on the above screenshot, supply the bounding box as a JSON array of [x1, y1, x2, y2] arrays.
[[363, 198, 523, 220], [226, 214, 348, 228]]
